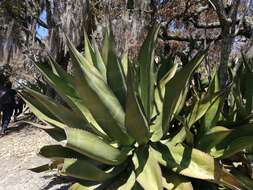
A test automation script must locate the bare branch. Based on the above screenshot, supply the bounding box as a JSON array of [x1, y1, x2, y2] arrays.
[[190, 20, 221, 28], [36, 18, 48, 29], [209, 0, 228, 23], [162, 33, 221, 43]]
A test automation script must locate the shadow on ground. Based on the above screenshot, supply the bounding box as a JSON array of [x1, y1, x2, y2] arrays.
[[42, 176, 71, 190]]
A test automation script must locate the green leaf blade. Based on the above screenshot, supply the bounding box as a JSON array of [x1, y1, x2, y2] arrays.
[[125, 64, 149, 145], [64, 128, 127, 165], [162, 50, 207, 138], [138, 24, 160, 121]]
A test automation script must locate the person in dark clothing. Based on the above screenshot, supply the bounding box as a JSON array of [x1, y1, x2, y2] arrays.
[[0, 82, 16, 135], [14, 95, 25, 122]]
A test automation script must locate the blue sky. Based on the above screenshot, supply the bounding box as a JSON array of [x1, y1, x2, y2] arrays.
[[36, 10, 48, 39]]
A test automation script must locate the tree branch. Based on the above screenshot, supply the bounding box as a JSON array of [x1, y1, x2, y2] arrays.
[[209, 0, 229, 23], [37, 18, 49, 29], [190, 20, 221, 28], [162, 33, 221, 43]]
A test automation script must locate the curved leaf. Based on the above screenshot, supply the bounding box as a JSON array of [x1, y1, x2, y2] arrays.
[[33, 61, 107, 136], [84, 31, 96, 67], [92, 37, 107, 80], [230, 168, 253, 190], [66, 36, 133, 145], [161, 50, 207, 140], [118, 171, 136, 190], [151, 62, 179, 142], [132, 147, 163, 190], [162, 170, 193, 190], [106, 27, 127, 107], [152, 142, 244, 189], [22, 121, 66, 141], [39, 145, 87, 160], [29, 160, 63, 173], [64, 128, 127, 165], [121, 51, 128, 79], [187, 89, 227, 128], [138, 24, 160, 121], [25, 88, 89, 130], [20, 91, 65, 129], [61, 159, 112, 182], [125, 64, 149, 145], [101, 29, 109, 66], [202, 72, 223, 129], [69, 182, 102, 190], [198, 125, 253, 158]]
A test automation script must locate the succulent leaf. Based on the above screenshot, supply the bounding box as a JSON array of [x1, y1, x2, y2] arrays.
[[125, 63, 149, 145], [133, 147, 163, 190], [61, 159, 112, 181], [138, 24, 160, 121], [106, 28, 127, 107], [64, 128, 127, 165], [66, 35, 133, 145], [161, 50, 207, 137]]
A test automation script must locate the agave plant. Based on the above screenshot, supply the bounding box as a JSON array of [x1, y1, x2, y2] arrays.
[[21, 24, 253, 190]]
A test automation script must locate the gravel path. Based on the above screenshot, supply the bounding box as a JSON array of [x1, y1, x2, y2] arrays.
[[0, 122, 71, 190]]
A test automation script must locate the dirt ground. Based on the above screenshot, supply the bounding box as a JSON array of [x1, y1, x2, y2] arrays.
[[0, 121, 71, 190]]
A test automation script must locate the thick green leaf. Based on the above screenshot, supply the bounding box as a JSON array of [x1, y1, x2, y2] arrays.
[[157, 56, 176, 82], [106, 27, 127, 107], [20, 91, 65, 129], [33, 62, 108, 138], [125, 64, 149, 145], [29, 160, 63, 173], [233, 69, 247, 120], [92, 37, 107, 80], [34, 61, 103, 135], [25, 88, 89, 130], [66, 35, 133, 145], [101, 29, 109, 66], [61, 159, 112, 182], [21, 121, 66, 141], [151, 62, 179, 142], [64, 128, 127, 165], [138, 24, 160, 121], [132, 182, 143, 190], [30, 164, 52, 173], [160, 50, 207, 139], [69, 182, 102, 190], [34, 61, 77, 102], [202, 72, 223, 129], [132, 147, 163, 190], [84, 31, 96, 67], [230, 168, 253, 190], [42, 127, 66, 141], [118, 171, 136, 190], [121, 51, 128, 79], [222, 136, 253, 158], [168, 126, 187, 145], [39, 145, 87, 160], [198, 125, 253, 158], [194, 181, 219, 190], [162, 170, 193, 190], [69, 183, 93, 190], [197, 126, 230, 153], [187, 89, 227, 128], [242, 56, 253, 115], [152, 142, 244, 189], [48, 54, 72, 81], [25, 70, 108, 139]]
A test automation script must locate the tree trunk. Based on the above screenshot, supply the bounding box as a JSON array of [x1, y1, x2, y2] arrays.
[[218, 27, 233, 88]]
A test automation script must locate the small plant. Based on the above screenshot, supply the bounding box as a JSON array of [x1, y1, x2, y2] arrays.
[[22, 24, 253, 190]]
